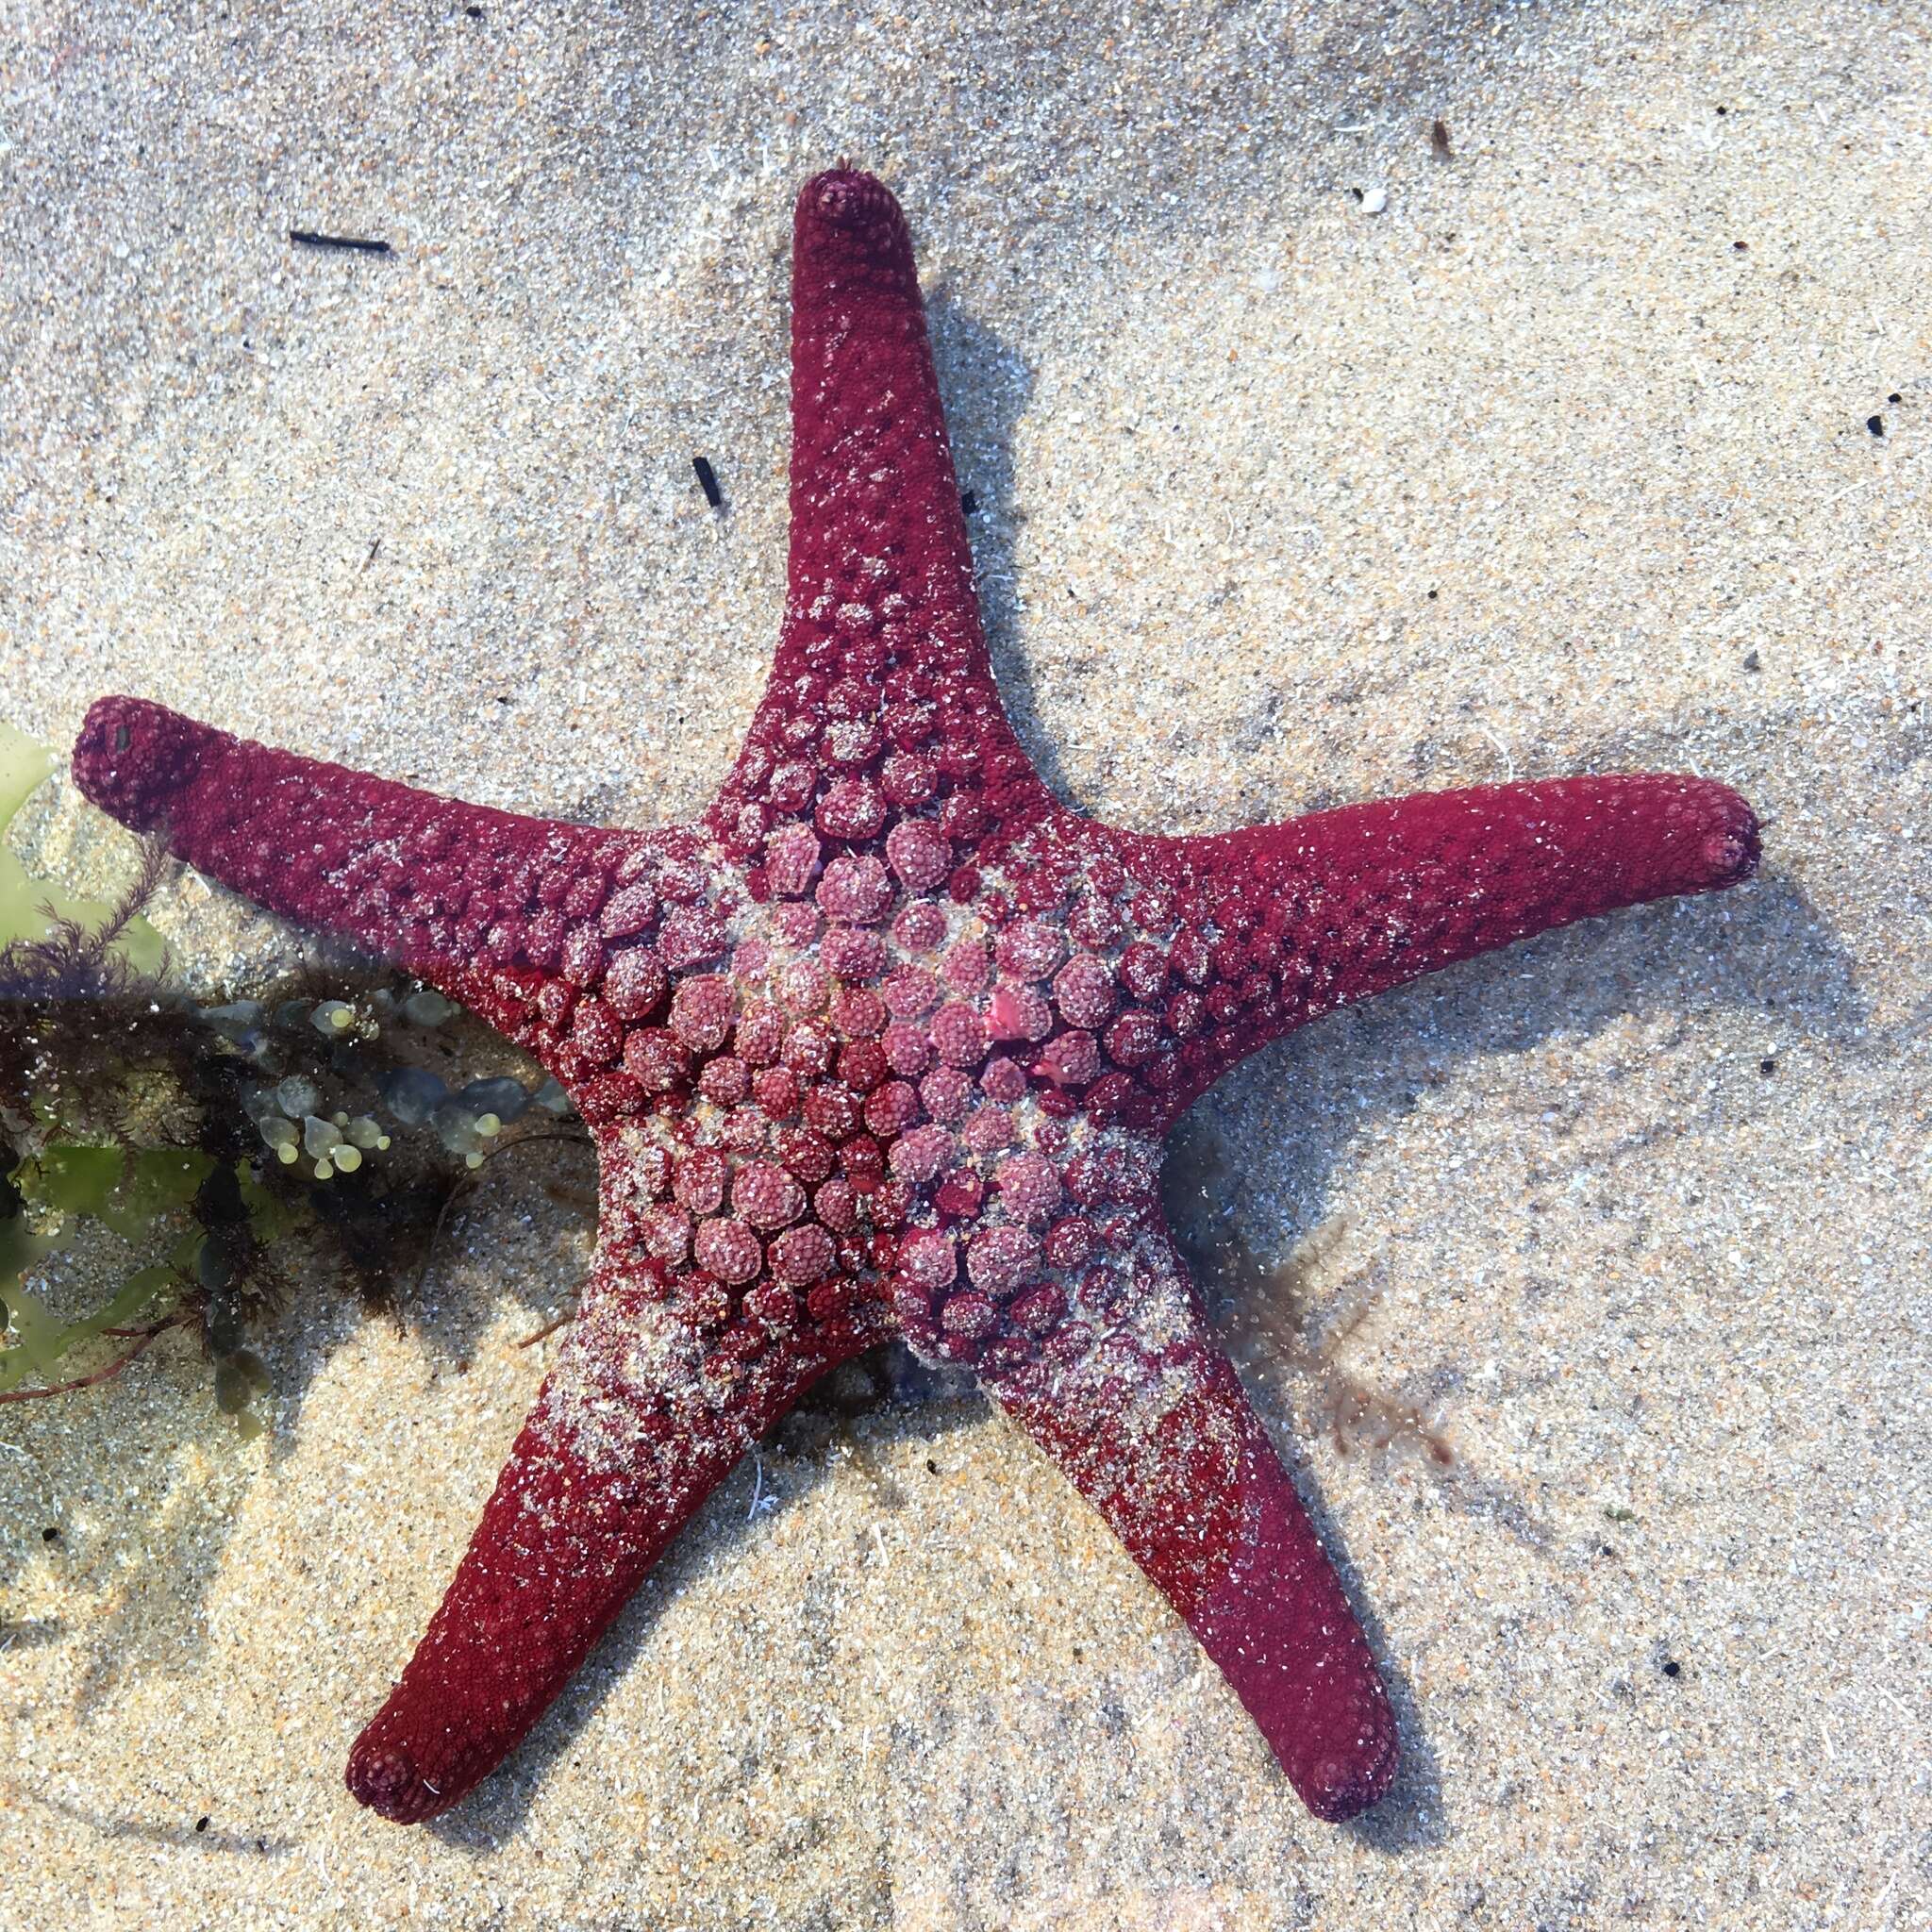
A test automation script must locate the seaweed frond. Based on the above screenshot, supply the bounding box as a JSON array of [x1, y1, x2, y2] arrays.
[[0, 835, 174, 1006]]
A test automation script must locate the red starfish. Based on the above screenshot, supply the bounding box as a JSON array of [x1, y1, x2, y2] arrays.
[[71, 168, 1758, 1827]]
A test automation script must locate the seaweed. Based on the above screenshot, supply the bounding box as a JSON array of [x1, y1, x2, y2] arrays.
[[0, 724, 577, 1430]]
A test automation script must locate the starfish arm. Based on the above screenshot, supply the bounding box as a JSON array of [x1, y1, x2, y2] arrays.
[[966, 1215, 1397, 1823], [710, 169, 1052, 863], [345, 1248, 864, 1824], [1091, 774, 1758, 1115], [70, 695, 677, 1014]]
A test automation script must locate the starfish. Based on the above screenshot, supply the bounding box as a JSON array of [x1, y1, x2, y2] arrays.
[[70, 168, 1759, 1828]]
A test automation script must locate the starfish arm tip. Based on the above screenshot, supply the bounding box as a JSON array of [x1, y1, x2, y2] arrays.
[[72, 693, 217, 832], [345, 1736, 449, 1825], [796, 165, 906, 236], [1298, 1731, 1401, 1823], [982, 1225, 1396, 1825], [717, 159, 1052, 850], [69, 693, 669, 1005], [1131, 770, 1765, 1096], [1690, 780, 1760, 891], [1186, 1498, 1401, 1821], [340, 1261, 858, 1824]]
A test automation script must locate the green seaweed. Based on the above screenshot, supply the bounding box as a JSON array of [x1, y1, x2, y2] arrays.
[[0, 1264, 175, 1396], [0, 723, 53, 824], [0, 721, 165, 974], [20, 1142, 214, 1238]]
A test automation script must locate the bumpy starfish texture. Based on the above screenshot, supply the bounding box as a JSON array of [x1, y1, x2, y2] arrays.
[[72, 169, 1758, 1828]]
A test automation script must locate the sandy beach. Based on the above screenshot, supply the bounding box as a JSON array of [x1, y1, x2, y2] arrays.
[[3, 2, 1927, 1925]]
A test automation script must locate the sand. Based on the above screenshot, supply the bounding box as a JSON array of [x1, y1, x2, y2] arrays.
[[2, 2, 1927, 1925]]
